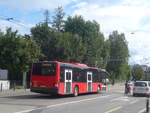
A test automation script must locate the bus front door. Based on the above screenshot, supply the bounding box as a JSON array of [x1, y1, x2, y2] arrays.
[[65, 70, 72, 94], [87, 72, 92, 92]]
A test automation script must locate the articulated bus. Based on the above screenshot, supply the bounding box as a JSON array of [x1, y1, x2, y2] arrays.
[[30, 61, 109, 96]]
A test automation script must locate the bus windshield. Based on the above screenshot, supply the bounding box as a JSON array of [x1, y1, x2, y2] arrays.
[[32, 62, 56, 76]]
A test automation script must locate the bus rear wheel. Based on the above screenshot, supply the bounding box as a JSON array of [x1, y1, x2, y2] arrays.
[[73, 86, 79, 97]]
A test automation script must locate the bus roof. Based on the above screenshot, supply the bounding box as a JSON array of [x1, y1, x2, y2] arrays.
[[67, 63, 88, 67], [36, 61, 110, 74]]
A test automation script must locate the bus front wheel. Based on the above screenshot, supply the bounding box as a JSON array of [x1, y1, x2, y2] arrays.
[[73, 86, 79, 97]]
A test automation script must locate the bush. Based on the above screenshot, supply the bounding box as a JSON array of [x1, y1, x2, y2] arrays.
[[15, 85, 23, 89]]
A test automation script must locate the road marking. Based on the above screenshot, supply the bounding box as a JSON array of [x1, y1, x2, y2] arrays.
[[15, 109, 36, 113], [129, 100, 139, 104], [137, 108, 145, 113], [104, 106, 122, 113], [15, 95, 110, 113], [46, 95, 110, 108], [110, 96, 129, 102]]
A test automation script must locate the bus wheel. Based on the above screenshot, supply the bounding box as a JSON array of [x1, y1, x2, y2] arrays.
[[73, 86, 79, 97], [97, 86, 101, 94]]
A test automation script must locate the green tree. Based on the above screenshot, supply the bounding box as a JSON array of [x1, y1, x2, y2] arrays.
[[31, 10, 62, 61], [64, 15, 86, 38], [106, 31, 129, 82], [64, 15, 105, 67], [101, 40, 110, 68], [31, 23, 64, 61], [57, 33, 85, 62], [65, 16, 100, 39], [0, 28, 42, 80], [84, 33, 105, 67], [52, 6, 65, 32], [131, 64, 145, 80], [44, 10, 50, 27]]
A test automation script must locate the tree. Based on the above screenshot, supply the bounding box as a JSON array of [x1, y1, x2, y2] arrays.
[[84, 33, 105, 67], [131, 64, 145, 81], [52, 6, 65, 32], [64, 15, 86, 38], [44, 10, 50, 27], [31, 23, 63, 61], [31, 9, 66, 61], [64, 16, 100, 39], [0, 28, 42, 80], [106, 31, 129, 82], [101, 40, 110, 68], [64, 15, 106, 67], [57, 33, 86, 62]]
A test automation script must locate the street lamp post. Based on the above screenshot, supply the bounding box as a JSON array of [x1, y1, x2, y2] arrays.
[[146, 94, 149, 113]]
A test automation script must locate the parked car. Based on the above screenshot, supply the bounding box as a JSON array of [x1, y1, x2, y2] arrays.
[[133, 81, 150, 96]]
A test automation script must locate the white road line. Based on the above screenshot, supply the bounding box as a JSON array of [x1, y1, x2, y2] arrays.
[[15, 95, 110, 113], [46, 95, 110, 108], [137, 108, 145, 113], [129, 100, 139, 104], [110, 96, 129, 102], [15, 109, 36, 113]]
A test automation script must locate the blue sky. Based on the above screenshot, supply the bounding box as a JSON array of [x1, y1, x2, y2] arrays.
[[0, 0, 150, 65]]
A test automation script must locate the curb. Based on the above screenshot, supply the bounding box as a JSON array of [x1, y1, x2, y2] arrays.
[[0, 89, 30, 97], [0, 89, 30, 93]]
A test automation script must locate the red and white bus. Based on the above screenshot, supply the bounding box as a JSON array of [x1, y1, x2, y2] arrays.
[[30, 61, 109, 96]]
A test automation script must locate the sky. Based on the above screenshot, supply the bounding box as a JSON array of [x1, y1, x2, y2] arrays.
[[0, 0, 150, 65]]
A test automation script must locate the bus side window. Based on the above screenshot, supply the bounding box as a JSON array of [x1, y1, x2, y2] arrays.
[[79, 69, 84, 82], [76, 69, 80, 82], [60, 67, 64, 82], [96, 70, 99, 82], [73, 69, 78, 82], [93, 69, 98, 82], [83, 70, 86, 82], [101, 72, 107, 83], [99, 71, 102, 82]]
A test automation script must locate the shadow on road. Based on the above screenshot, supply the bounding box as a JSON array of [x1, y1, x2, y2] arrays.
[[0, 92, 105, 100]]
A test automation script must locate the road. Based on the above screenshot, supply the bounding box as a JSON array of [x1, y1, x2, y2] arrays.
[[0, 85, 147, 113]]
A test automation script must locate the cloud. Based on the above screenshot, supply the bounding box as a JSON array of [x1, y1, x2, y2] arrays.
[[72, 0, 150, 65], [122, 0, 150, 7], [0, 0, 76, 34], [0, 20, 33, 34], [127, 31, 150, 65], [1, 0, 150, 65], [73, 2, 150, 31], [0, 0, 74, 11]]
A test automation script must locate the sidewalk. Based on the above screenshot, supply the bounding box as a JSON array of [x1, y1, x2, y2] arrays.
[[0, 83, 125, 97], [107, 82, 125, 93], [0, 89, 31, 97]]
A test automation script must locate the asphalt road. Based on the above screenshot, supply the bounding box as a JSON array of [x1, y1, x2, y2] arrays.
[[0, 85, 147, 113]]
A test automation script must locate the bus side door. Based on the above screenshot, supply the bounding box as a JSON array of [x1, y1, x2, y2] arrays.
[[87, 72, 92, 92], [65, 69, 72, 94]]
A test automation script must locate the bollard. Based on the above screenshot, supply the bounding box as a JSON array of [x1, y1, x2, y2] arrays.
[[0, 83, 2, 92], [146, 94, 149, 113]]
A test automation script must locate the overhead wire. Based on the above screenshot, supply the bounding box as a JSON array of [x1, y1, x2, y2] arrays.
[[0, 16, 33, 28]]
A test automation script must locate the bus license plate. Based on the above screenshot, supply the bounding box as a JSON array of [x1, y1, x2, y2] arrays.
[[40, 85, 46, 88]]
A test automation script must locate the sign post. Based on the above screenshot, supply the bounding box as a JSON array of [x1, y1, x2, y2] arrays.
[[23, 72, 27, 90]]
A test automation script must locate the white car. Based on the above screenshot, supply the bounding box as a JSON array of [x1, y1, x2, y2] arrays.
[[133, 81, 150, 96]]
